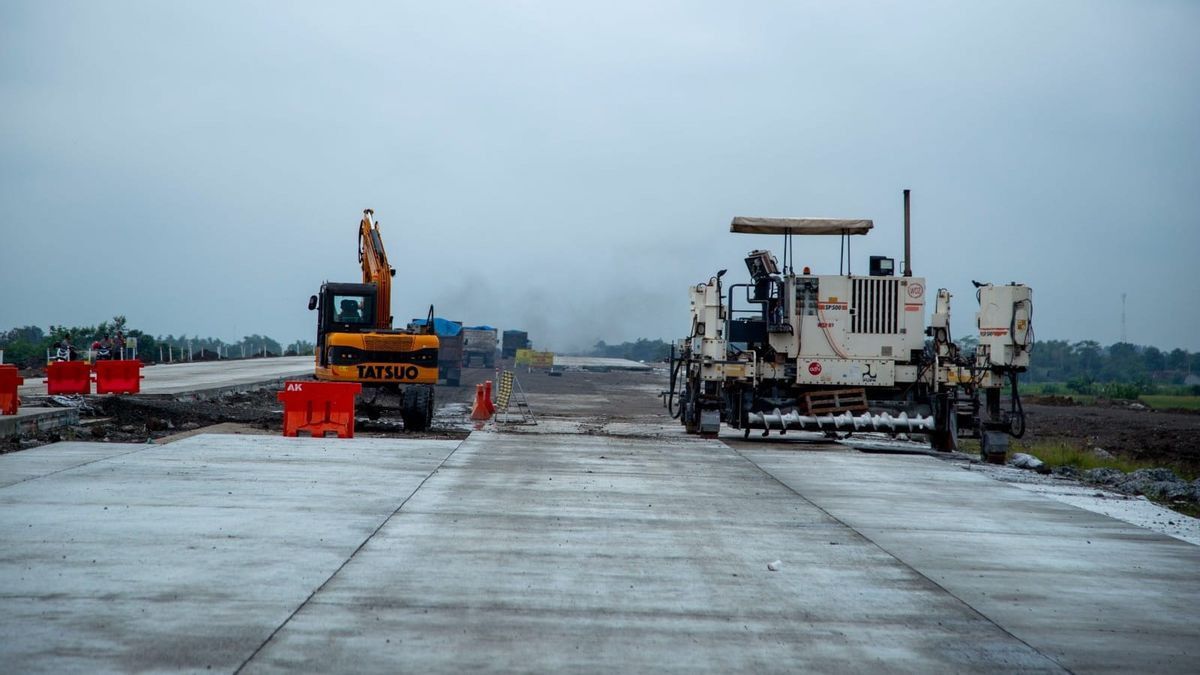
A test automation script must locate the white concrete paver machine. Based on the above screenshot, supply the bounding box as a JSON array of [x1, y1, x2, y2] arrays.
[[667, 191, 1033, 461]]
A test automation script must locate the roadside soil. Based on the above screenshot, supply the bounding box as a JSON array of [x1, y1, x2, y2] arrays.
[[1020, 400, 1200, 473]]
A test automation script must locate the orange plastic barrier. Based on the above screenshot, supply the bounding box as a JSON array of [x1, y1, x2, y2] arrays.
[[483, 380, 496, 415], [94, 359, 143, 394], [0, 365, 22, 415], [277, 381, 362, 438], [470, 383, 493, 421], [45, 361, 92, 395]]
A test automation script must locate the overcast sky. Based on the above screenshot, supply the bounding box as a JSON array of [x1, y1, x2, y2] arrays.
[[2, 1, 1197, 352]]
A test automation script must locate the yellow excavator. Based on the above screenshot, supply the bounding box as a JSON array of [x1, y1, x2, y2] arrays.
[[307, 209, 439, 430]]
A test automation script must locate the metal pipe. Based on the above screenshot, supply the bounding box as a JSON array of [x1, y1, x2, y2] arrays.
[[903, 189, 912, 277]]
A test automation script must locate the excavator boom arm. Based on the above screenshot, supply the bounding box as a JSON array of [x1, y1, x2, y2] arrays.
[[358, 209, 393, 329]]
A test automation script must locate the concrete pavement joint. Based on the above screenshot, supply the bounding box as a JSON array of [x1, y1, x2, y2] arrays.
[[0, 445, 154, 490], [233, 435, 468, 674], [727, 443, 1073, 674]]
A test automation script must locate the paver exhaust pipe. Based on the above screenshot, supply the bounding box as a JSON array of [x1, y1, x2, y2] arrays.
[[903, 188, 912, 277]]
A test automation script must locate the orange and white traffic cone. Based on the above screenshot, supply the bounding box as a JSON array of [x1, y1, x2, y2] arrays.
[[470, 383, 492, 421], [483, 380, 496, 415]]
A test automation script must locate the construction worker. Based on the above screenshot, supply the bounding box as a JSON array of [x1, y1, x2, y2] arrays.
[[54, 335, 75, 361], [114, 331, 126, 359], [337, 299, 362, 323], [96, 335, 114, 361]]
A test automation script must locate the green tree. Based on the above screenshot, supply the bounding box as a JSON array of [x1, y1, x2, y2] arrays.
[[286, 340, 315, 356], [0, 325, 47, 366], [0, 326, 44, 344], [956, 335, 979, 356], [1167, 348, 1189, 371], [587, 338, 670, 362], [1143, 346, 1166, 372], [1030, 339, 1073, 382], [126, 330, 158, 362], [235, 335, 283, 357], [1074, 340, 1102, 375], [1105, 342, 1145, 381]]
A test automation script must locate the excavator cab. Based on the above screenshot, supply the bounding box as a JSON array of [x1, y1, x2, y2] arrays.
[[310, 282, 379, 368]]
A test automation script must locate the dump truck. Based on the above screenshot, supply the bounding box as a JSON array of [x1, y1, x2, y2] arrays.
[[308, 209, 438, 431], [668, 191, 1032, 462], [502, 330, 530, 359], [462, 327, 497, 368], [409, 317, 463, 387]]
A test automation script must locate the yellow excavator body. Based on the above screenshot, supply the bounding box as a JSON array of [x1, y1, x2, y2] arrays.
[[307, 209, 440, 430]]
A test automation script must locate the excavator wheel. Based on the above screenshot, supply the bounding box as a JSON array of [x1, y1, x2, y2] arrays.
[[401, 385, 434, 432]]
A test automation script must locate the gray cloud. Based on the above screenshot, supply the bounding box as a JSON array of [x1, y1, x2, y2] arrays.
[[2, 1, 1197, 350]]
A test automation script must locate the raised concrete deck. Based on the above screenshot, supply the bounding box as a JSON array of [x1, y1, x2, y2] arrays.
[[740, 450, 1200, 672], [17, 356, 314, 398], [1, 431, 1197, 672], [0, 434, 461, 673], [0, 406, 79, 437]]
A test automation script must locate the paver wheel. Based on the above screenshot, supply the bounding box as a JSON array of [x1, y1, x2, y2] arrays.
[[681, 375, 703, 434], [929, 398, 958, 452], [929, 428, 956, 452]]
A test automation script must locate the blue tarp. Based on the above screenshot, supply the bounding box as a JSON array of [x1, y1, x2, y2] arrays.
[[410, 317, 462, 336], [464, 325, 496, 331]]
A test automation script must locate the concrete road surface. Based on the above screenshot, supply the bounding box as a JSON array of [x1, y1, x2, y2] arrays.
[[18, 356, 314, 397], [3, 430, 1197, 672]]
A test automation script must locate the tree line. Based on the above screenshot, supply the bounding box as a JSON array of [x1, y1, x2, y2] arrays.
[[582, 335, 1200, 390], [587, 338, 672, 362], [1021, 339, 1198, 386], [0, 317, 314, 368]]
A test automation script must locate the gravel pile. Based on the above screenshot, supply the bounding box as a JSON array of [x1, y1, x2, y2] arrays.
[[1071, 466, 1200, 503]]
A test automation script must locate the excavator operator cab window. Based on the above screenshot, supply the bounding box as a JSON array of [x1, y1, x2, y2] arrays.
[[332, 294, 373, 326]]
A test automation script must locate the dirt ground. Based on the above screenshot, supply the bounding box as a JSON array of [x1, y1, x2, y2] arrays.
[[1021, 399, 1200, 472]]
